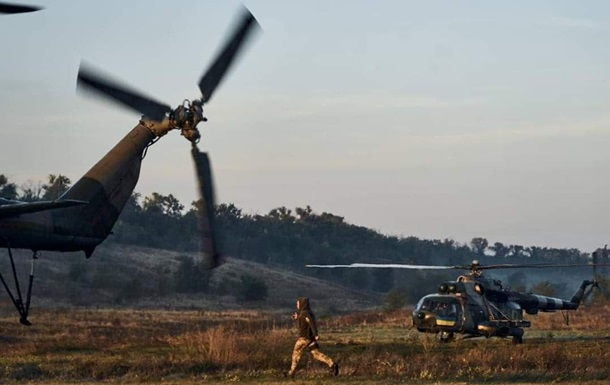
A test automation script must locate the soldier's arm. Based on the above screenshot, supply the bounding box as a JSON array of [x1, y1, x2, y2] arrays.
[[305, 316, 319, 339]]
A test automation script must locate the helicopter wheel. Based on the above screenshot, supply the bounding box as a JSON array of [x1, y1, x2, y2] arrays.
[[437, 331, 454, 343], [512, 335, 523, 344]]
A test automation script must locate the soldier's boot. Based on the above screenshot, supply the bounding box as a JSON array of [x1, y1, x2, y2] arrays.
[[331, 363, 339, 376], [283, 370, 295, 378]]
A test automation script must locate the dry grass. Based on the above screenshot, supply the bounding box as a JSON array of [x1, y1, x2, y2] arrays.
[[0, 305, 609, 383]]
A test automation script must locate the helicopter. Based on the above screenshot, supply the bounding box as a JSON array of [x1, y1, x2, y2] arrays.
[[0, 2, 41, 14], [0, 7, 259, 326], [307, 259, 607, 343]]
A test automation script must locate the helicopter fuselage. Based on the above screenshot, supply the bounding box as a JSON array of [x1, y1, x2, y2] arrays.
[[412, 274, 593, 341]]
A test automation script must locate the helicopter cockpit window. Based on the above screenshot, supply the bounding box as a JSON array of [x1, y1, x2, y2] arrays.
[[417, 298, 460, 319]]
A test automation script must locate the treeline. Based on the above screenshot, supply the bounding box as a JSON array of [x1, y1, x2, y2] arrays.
[[0, 174, 593, 300]]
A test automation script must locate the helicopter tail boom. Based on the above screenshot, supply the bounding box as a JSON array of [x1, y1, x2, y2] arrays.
[[569, 280, 596, 307], [56, 123, 156, 251], [516, 280, 595, 314]]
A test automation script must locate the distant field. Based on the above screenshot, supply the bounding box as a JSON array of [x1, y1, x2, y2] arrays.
[[1, 304, 609, 384]]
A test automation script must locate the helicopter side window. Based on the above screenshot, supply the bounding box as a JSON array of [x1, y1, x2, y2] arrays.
[[435, 302, 458, 317]]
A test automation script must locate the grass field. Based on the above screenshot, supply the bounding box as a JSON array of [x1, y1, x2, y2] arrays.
[[1, 304, 609, 384]]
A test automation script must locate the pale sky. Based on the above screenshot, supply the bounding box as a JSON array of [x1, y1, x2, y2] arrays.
[[2, 1, 610, 251]]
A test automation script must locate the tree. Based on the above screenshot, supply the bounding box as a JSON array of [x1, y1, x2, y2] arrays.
[[509, 244, 525, 259], [236, 274, 268, 301], [268, 206, 295, 222], [120, 192, 142, 220], [319, 212, 344, 224], [215, 203, 243, 220], [143, 192, 184, 217], [0, 174, 17, 200], [470, 237, 488, 255], [42, 174, 72, 200], [19, 180, 44, 201], [173, 256, 210, 293], [384, 288, 407, 312], [490, 242, 509, 258], [295, 205, 313, 222]]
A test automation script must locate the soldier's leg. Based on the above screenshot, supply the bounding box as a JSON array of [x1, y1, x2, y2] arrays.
[[310, 347, 334, 367], [287, 337, 309, 376]]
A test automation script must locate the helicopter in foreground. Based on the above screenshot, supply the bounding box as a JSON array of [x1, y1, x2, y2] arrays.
[[0, 8, 259, 325], [308, 260, 606, 343]]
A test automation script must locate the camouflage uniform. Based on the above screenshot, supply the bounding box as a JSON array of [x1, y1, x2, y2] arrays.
[[286, 297, 338, 377]]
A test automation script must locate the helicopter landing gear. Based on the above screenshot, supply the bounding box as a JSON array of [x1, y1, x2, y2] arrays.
[[511, 328, 524, 344], [0, 245, 37, 326], [437, 331, 455, 343]]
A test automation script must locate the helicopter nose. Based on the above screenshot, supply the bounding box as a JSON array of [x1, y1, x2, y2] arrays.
[[412, 310, 435, 329]]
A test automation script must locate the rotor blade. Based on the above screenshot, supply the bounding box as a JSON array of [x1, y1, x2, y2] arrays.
[[198, 7, 260, 103], [0, 2, 41, 13], [306, 263, 456, 269], [77, 63, 172, 121], [307, 262, 610, 270], [191, 144, 221, 269], [478, 263, 610, 270]]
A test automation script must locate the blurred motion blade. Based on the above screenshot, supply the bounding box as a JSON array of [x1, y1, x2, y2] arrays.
[[77, 63, 172, 121], [479, 263, 610, 270], [0, 2, 41, 13], [306, 263, 456, 269], [198, 7, 260, 103], [191, 145, 221, 269]]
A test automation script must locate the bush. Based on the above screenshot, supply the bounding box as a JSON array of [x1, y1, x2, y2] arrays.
[[235, 274, 268, 302], [383, 288, 407, 312], [173, 256, 211, 293]]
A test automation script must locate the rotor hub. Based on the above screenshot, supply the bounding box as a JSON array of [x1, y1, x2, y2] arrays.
[[169, 99, 207, 144], [469, 260, 483, 277]]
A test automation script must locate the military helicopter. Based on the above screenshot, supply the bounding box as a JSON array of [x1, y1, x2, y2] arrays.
[[307, 260, 607, 343], [0, 7, 259, 325], [0, 2, 41, 13]]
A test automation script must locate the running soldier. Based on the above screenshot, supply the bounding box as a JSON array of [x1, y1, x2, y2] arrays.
[[285, 297, 339, 377]]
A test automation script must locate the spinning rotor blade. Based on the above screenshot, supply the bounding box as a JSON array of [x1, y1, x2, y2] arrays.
[[0, 2, 40, 13], [77, 63, 172, 121], [191, 145, 221, 269], [475, 263, 610, 270], [306, 263, 455, 269], [307, 262, 610, 270], [198, 7, 260, 103]]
